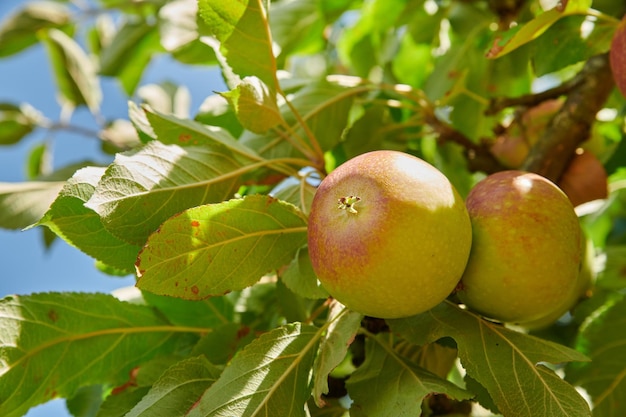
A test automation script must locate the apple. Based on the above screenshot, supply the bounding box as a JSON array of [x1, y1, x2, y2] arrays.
[[517, 231, 596, 330], [490, 99, 563, 169], [457, 171, 581, 323], [610, 14, 626, 98], [558, 149, 608, 207], [307, 150, 472, 319]]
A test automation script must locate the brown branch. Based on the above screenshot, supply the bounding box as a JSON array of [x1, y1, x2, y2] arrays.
[[521, 53, 614, 182], [423, 112, 506, 174], [485, 76, 584, 115]]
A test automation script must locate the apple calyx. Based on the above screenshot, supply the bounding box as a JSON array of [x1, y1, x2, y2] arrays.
[[338, 195, 361, 214]]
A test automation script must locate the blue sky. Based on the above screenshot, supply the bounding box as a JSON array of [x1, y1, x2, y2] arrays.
[[0, 1, 225, 415]]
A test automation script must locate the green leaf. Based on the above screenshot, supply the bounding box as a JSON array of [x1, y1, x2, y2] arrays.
[[566, 294, 626, 417], [0, 1, 72, 57], [195, 95, 244, 138], [66, 385, 103, 417], [269, 0, 325, 64], [346, 334, 471, 417], [486, 0, 593, 59], [187, 322, 320, 417], [0, 292, 200, 417], [340, 104, 398, 159], [99, 19, 163, 95], [221, 76, 284, 134], [198, 0, 277, 92], [142, 291, 235, 329], [313, 306, 362, 406], [36, 167, 142, 274], [85, 141, 245, 245], [596, 245, 626, 290], [270, 175, 317, 215], [0, 103, 43, 145], [336, 0, 408, 77], [40, 28, 101, 112], [136, 195, 308, 299], [532, 15, 615, 76], [144, 106, 261, 163], [240, 80, 361, 159], [192, 323, 255, 365], [126, 356, 222, 417], [158, 0, 217, 66], [388, 302, 592, 417], [281, 246, 328, 300], [138, 82, 191, 119], [0, 180, 64, 230], [26, 141, 52, 180]]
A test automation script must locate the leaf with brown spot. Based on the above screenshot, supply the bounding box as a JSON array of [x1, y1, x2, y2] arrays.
[[136, 195, 308, 299]]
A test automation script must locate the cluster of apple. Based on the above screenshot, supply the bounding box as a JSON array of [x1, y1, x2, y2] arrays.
[[307, 150, 593, 328]]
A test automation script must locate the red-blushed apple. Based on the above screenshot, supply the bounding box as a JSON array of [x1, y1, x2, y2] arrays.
[[307, 150, 472, 319], [457, 171, 581, 323]]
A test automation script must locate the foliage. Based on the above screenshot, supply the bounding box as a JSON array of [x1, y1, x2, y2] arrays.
[[1, 0, 626, 416]]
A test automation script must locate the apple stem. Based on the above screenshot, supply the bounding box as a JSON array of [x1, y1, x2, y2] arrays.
[[338, 196, 361, 214]]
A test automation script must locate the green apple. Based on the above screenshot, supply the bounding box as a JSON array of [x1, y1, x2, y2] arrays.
[[307, 150, 472, 319], [457, 171, 581, 323]]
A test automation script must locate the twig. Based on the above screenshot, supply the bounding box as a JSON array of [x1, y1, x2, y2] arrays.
[[422, 111, 506, 174], [522, 53, 614, 182], [485, 76, 584, 115]]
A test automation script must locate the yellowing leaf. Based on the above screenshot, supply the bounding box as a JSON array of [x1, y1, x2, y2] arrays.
[[136, 195, 308, 299], [486, 0, 593, 59]]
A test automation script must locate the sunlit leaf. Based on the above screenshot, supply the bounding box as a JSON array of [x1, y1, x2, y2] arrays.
[[0, 292, 199, 417], [240, 80, 361, 159], [566, 294, 626, 417], [158, 0, 216, 66], [0, 1, 72, 57], [138, 82, 191, 119], [221, 76, 284, 133], [389, 302, 591, 417], [136, 195, 308, 299], [37, 167, 142, 274], [144, 106, 260, 161], [99, 19, 163, 95], [187, 322, 320, 417], [486, 0, 594, 59], [346, 333, 471, 417], [126, 356, 222, 417], [40, 28, 101, 112], [0, 181, 64, 230], [85, 141, 245, 245], [198, 0, 277, 92]]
